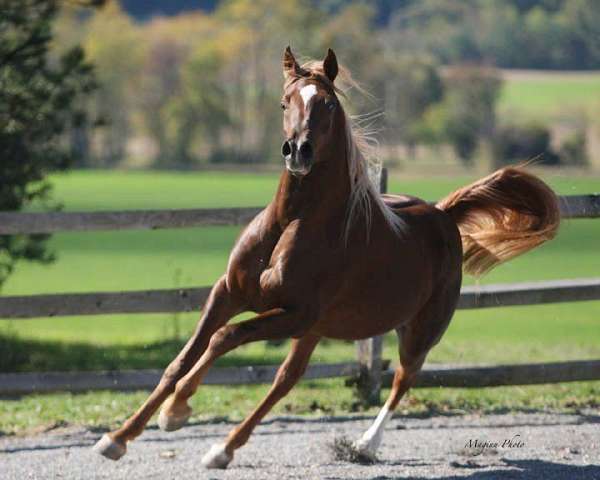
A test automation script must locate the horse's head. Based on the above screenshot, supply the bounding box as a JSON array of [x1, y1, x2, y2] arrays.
[[280, 47, 343, 177]]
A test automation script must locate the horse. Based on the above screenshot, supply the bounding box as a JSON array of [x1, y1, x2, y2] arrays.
[[93, 47, 560, 468]]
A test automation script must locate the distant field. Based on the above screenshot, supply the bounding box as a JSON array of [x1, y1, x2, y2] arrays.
[[499, 69, 600, 122], [0, 169, 599, 435]]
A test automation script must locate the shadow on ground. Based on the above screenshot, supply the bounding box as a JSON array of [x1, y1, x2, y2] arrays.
[[402, 459, 600, 480], [334, 458, 600, 480]]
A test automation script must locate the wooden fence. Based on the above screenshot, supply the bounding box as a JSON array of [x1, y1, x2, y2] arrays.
[[1, 170, 599, 401]]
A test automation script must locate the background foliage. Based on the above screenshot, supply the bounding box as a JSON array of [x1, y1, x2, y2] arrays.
[[0, 0, 98, 287], [51, 0, 599, 169]]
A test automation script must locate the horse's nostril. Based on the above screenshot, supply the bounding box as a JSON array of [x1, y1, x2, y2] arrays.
[[281, 140, 292, 157], [299, 142, 313, 159]]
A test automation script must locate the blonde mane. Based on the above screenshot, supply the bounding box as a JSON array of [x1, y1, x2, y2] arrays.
[[289, 59, 405, 243]]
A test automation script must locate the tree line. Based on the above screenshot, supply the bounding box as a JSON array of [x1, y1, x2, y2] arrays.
[[48, 0, 593, 170]]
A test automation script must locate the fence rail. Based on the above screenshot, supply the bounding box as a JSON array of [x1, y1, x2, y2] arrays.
[[1, 278, 599, 319], [0, 363, 359, 396], [0, 194, 598, 235], [2, 359, 599, 396], [0, 207, 263, 235]]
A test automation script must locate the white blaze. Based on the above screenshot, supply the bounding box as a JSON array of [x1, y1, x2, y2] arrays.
[[299, 84, 318, 108], [354, 404, 393, 457]]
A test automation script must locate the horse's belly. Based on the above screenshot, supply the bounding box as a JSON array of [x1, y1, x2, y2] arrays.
[[312, 311, 401, 340], [312, 288, 425, 340]]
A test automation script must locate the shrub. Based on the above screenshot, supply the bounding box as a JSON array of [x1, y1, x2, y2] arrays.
[[492, 124, 560, 167], [442, 66, 502, 164], [559, 131, 588, 167]]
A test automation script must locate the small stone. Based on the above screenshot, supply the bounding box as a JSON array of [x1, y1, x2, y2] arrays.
[[160, 450, 177, 459], [450, 459, 484, 469]]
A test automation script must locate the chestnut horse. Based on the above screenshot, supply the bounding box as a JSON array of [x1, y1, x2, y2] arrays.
[[94, 48, 560, 468]]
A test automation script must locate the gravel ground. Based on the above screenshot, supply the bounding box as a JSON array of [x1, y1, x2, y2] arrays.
[[1, 411, 599, 479]]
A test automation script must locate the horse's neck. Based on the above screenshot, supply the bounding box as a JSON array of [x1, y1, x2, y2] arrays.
[[270, 155, 350, 231]]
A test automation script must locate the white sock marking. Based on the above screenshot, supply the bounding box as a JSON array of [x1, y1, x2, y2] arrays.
[[299, 84, 317, 108], [201, 442, 232, 469], [354, 404, 393, 456]]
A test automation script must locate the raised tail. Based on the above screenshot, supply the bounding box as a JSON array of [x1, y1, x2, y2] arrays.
[[436, 166, 560, 276]]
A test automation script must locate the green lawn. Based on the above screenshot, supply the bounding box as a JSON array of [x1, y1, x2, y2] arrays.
[[2, 380, 599, 436], [0, 169, 599, 435], [499, 70, 600, 122]]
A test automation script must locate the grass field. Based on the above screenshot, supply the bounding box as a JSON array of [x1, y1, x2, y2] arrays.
[[1, 169, 599, 435], [499, 70, 600, 122]]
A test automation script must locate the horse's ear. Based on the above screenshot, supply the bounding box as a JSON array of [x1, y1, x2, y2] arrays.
[[323, 48, 338, 83], [283, 46, 306, 79]]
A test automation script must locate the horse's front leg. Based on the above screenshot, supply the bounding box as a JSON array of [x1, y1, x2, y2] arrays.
[[93, 275, 242, 460], [203, 333, 320, 469], [163, 307, 315, 467]]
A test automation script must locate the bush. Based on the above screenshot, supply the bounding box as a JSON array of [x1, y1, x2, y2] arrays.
[[442, 66, 502, 164], [492, 124, 560, 167], [559, 131, 588, 167]]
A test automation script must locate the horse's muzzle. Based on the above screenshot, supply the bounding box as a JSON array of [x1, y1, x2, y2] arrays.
[[282, 139, 313, 176]]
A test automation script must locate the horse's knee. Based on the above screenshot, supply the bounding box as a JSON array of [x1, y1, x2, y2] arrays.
[[162, 360, 183, 383], [159, 356, 191, 392], [206, 325, 238, 355]]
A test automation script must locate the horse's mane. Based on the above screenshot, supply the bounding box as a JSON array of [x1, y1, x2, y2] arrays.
[[285, 60, 405, 243]]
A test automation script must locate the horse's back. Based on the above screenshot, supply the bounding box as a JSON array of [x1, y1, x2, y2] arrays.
[[381, 193, 427, 210]]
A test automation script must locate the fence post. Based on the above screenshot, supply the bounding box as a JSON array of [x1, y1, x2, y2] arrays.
[[355, 167, 387, 406]]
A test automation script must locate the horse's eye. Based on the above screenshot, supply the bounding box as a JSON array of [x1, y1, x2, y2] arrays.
[[326, 100, 337, 111]]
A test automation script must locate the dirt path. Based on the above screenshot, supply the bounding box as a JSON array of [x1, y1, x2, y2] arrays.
[[1, 411, 599, 479]]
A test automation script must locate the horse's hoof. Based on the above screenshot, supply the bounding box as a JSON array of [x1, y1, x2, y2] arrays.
[[201, 443, 233, 469], [93, 433, 127, 460], [157, 407, 191, 432], [351, 440, 378, 463]]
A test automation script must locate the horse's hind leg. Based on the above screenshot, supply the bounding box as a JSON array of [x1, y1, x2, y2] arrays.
[[353, 277, 460, 460], [352, 342, 424, 460], [202, 333, 320, 469], [93, 276, 242, 460]]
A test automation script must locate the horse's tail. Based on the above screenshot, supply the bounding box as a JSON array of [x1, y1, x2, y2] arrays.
[[436, 166, 560, 276]]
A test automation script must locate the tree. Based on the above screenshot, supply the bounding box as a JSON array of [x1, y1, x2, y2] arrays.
[[559, 0, 600, 69], [0, 0, 98, 288], [82, 1, 142, 166], [441, 66, 502, 164], [166, 45, 231, 166], [375, 54, 443, 154], [136, 12, 217, 167], [215, 0, 322, 162]]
